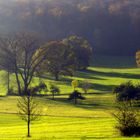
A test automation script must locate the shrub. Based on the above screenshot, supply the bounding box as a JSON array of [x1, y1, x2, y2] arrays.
[[68, 90, 86, 104], [30, 82, 48, 95], [113, 81, 140, 101], [38, 82, 48, 92], [50, 84, 60, 99], [113, 101, 140, 136]]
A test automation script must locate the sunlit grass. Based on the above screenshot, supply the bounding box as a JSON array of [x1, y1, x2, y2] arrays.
[[0, 94, 139, 139], [0, 66, 140, 139], [1, 67, 140, 95]]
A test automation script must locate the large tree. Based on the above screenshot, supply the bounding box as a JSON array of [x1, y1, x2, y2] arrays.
[[0, 33, 45, 137], [39, 41, 76, 81], [0, 33, 44, 95], [62, 36, 93, 70]]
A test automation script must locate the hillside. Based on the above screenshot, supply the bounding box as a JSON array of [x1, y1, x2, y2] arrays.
[[0, 0, 140, 55], [0, 66, 140, 96], [0, 94, 133, 140]]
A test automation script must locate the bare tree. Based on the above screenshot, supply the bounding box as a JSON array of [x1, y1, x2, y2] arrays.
[[80, 80, 91, 94], [17, 89, 41, 137], [0, 32, 44, 95], [0, 37, 15, 93]]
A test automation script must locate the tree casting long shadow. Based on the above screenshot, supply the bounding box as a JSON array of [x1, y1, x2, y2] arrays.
[[84, 69, 140, 80]]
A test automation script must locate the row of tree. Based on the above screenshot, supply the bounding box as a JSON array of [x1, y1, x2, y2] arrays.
[[39, 36, 92, 80], [0, 33, 93, 94]]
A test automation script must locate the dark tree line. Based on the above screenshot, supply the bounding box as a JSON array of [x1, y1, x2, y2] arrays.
[[0, 0, 140, 55]]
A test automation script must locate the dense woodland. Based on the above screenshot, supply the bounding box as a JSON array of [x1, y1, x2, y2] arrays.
[[0, 0, 140, 55]]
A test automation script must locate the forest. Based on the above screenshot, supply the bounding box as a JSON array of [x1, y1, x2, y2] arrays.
[[0, 0, 140, 55]]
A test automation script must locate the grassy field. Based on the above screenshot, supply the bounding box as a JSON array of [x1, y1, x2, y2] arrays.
[[0, 94, 139, 140], [0, 65, 140, 139], [1, 66, 140, 95]]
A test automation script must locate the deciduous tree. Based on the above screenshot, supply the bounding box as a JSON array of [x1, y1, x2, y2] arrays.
[[39, 41, 76, 81], [63, 36, 93, 70], [17, 89, 41, 137], [0, 32, 44, 95]]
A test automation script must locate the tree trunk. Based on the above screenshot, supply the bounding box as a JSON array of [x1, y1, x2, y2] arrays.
[[54, 72, 59, 81], [27, 119, 30, 137], [15, 72, 21, 95], [24, 81, 29, 96], [74, 97, 77, 104], [27, 96, 30, 137], [7, 71, 10, 94], [52, 93, 54, 100]]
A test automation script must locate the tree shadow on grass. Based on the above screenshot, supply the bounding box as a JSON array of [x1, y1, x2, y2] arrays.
[[75, 103, 110, 110], [92, 83, 115, 92], [84, 69, 140, 80], [0, 96, 6, 99], [75, 71, 107, 80], [80, 136, 113, 139], [48, 96, 112, 110]]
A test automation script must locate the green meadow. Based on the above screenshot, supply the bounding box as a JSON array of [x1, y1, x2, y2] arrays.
[[0, 94, 139, 140], [0, 63, 140, 139], [1, 66, 140, 95]]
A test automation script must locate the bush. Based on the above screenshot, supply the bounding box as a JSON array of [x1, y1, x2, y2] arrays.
[[31, 82, 48, 95], [113, 101, 140, 136], [38, 82, 48, 92], [68, 90, 86, 104], [49, 84, 60, 99], [113, 81, 140, 101]]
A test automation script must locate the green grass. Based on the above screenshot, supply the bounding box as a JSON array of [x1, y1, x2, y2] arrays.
[[1, 66, 140, 95], [0, 94, 139, 140], [92, 54, 135, 68], [0, 64, 140, 139]]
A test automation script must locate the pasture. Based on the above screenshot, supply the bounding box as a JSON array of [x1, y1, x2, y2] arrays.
[[0, 66, 140, 139]]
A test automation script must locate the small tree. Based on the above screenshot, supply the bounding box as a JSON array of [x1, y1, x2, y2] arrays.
[[113, 101, 140, 136], [50, 84, 60, 100], [80, 80, 91, 94], [68, 90, 85, 104], [17, 89, 40, 137], [31, 82, 48, 95], [71, 80, 78, 90]]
